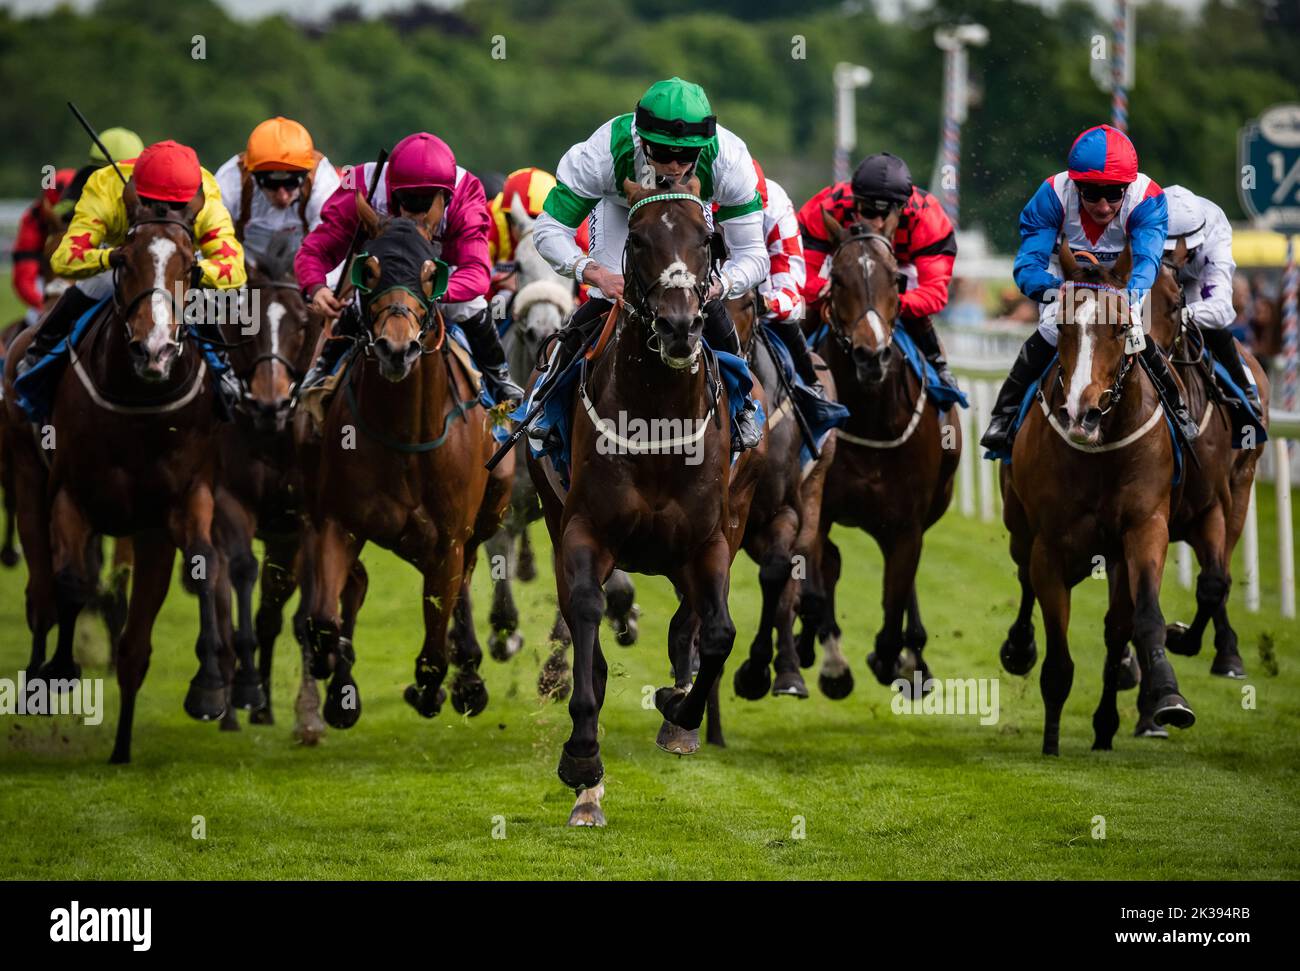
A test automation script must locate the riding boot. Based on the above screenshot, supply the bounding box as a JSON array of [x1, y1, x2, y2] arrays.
[[1140, 341, 1201, 443], [190, 305, 244, 422], [460, 305, 525, 404], [1200, 326, 1261, 413], [979, 331, 1056, 454], [703, 298, 762, 451], [14, 285, 97, 378], [535, 297, 613, 453], [766, 314, 825, 397], [904, 315, 959, 392], [300, 304, 361, 394]]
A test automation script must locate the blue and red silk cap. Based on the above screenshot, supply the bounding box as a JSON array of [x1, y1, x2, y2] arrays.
[[1067, 124, 1138, 185]]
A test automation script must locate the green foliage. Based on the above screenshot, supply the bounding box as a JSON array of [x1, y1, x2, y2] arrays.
[[0, 0, 1295, 253]]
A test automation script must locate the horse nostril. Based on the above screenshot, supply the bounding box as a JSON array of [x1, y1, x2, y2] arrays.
[[852, 345, 871, 366], [1083, 407, 1103, 430], [1056, 405, 1071, 424]]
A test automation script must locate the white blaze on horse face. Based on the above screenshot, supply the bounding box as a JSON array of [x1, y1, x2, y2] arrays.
[[1066, 296, 1098, 420], [146, 237, 178, 353], [266, 300, 286, 357], [866, 309, 886, 348], [660, 259, 696, 290], [660, 212, 676, 232]]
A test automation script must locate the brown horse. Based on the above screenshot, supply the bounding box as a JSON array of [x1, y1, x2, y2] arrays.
[[801, 215, 960, 700], [527, 176, 760, 825], [1151, 250, 1269, 684], [1, 185, 232, 763], [729, 293, 837, 713], [999, 243, 1196, 754], [300, 203, 512, 732]]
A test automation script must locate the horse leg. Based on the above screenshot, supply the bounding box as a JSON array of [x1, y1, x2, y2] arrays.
[[0, 468, 18, 567], [450, 550, 491, 717], [539, 547, 573, 701], [103, 537, 132, 673], [13, 449, 54, 679], [212, 553, 241, 732], [658, 595, 701, 754], [249, 536, 299, 726], [867, 530, 922, 692], [173, 482, 228, 723], [1093, 562, 1134, 750], [556, 517, 613, 794], [109, 530, 175, 764], [901, 584, 935, 687], [42, 489, 95, 686], [486, 526, 523, 662], [517, 522, 537, 581], [403, 551, 462, 720], [1029, 539, 1073, 756], [604, 569, 640, 646], [1000, 555, 1039, 676], [655, 532, 735, 733], [816, 533, 853, 699], [307, 517, 363, 729], [292, 530, 325, 745], [1125, 516, 1195, 733], [228, 543, 266, 712]]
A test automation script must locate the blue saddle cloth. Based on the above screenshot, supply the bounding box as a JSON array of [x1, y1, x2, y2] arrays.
[[13, 297, 110, 422], [516, 339, 764, 489], [761, 323, 849, 465], [985, 354, 1184, 486], [1210, 357, 1267, 449], [809, 322, 969, 413]]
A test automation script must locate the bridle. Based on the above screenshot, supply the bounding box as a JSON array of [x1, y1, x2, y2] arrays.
[[233, 278, 308, 415], [111, 215, 201, 355], [621, 192, 714, 334], [355, 285, 446, 357], [1054, 280, 1137, 415], [823, 228, 897, 356]]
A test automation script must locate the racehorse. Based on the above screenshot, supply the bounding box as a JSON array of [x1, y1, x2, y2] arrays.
[[801, 214, 960, 701], [730, 293, 837, 712], [485, 197, 641, 697], [1152, 247, 1269, 685], [1, 183, 233, 764], [300, 201, 512, 732], [527, 176, 761, 825], [998, 242, 1196, 753]]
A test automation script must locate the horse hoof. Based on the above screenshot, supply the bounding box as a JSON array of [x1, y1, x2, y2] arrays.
[[537, 650, 571, 701], [771, 670, 809, 698], [1152, 694, 1195, 730], [184, 682, 227, 722], [654, 685, 699, 730], [294, 715, 326, 746], [451, 675, 489, 717], [404, 683, 445, 718], [568, 803, 606, 827], [866, 651, 899, 686], [219, 713, 241, 732], [488, 629, 524, 663], [517, 549, 537, 583], [1116, 649, 1141, 691], [323, 680, 361, 729], [0, 548, 19, 568], [1091, 736, 1114, 751], [1000, 636, 1037, 676], [1210, 651, 1246, 679], [818, 666, 854, 700], [613, 605, 640, 647], [249, 705, 275, 726], [733, 658, 772, 701], [231, 678, 267, 712], [655, 719, 700, 754], [557, 748, 604, 791], [1134, 714, 1169, 739], [36, 658, 82, 686], [308, 651, 332, 680], [1164, 621, 1200, 657]]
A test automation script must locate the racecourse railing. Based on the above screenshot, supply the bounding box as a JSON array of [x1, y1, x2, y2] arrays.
[[943, 321, 1297, 620]]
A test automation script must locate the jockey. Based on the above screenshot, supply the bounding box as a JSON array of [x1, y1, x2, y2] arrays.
[[532, 76, 770, 451], [980, 124, 1197, 454], [486, 166, 590, 321], [1163, 184, 1261, 414], [11, 167, 75, 323], [215, 116, 340, 265], [295, 131, 524, 405], [797, 152, 959, 391], [15, 140, 247, 412], [746, 159, 818, 385]]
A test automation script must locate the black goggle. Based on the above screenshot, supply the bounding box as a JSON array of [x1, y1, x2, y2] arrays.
[[254, 171, 306, 190], [1077, 182, 1126, 204], [642, 140, 702, 166], [391, 189, 439, 214], [854, 197, 896, 218]]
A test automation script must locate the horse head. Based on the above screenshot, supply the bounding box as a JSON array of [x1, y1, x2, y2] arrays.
[[509, 197, 573, 356], [821, 207, 900, 386], [622, 174, 712, 368], [1054, 241, 1135, 445], [118, 178, 204, 382], [354, 217, 445, 382]]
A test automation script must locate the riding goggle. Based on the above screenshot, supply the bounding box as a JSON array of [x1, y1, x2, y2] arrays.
[[391, 189, 440, 214], [854, 196, 897, 218], [642, 140, 702, 167], [254, 171, 306, 190], [1077, 182, 1127, 204]]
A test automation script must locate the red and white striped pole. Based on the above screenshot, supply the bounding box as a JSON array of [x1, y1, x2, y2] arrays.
[[1283, 233, 1298, 411], [1111, 0, 1128, 131]]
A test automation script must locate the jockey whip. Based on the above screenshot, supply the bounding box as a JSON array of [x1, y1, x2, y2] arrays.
[[68, 102, 128, 185], [333, 147, 390, 302]]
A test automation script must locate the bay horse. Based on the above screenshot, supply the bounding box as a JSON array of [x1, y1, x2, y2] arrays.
[[999, 242, 1195, 753], [300, 203, 512, 731], [1151, 248, 1269, 684], [486, 199, 641, 699], [730, 293, 837, 711], [1, 184, 233, 763], [801, 214, 960, 701], [527, 176, 761, 825]]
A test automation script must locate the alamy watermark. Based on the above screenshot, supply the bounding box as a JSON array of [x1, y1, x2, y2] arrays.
[[891, 673, 1000, 725], [593, 410, 708, 466], [0, 671, 103, 725]]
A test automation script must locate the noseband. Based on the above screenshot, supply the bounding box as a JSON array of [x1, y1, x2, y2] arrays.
[[112, 215, 201, 353]]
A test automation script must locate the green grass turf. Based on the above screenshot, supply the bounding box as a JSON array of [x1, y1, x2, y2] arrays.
[[0, 293, 1296, 879]]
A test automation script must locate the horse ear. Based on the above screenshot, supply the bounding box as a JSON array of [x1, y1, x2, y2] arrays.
[[420, 259, 436, 300], [682, 173, 701, 197], [122, 178, 142, 223], [362, 254, 381, 290], [425, 190, 448, 236], [1112, 243, 1132, 285], [1058, 240, 1079, 280], [822, 207, 844, 246], [356, 190, 383, 239], [622, 178, 643, 205], [183, 185, 204, 225], [508, 193, 533, 233]]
